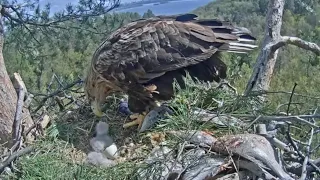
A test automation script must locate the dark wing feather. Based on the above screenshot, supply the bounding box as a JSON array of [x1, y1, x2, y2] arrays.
[[144, 53, 227, 101], [92, 14, 256, 87]]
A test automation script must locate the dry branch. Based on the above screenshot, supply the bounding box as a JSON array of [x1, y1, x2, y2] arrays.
[[244, 0, 284, 95], [245, 90, 320, 99], [274, 36, 320, 56], [287, 125, 320, 175], [233, 114, 320, 128], [300, 127, 314, 180], [0, 146, 34, 173], [12, 73, 27, 144], [244, 0, 320, 96], [32, 78, 82, 113], [256, 124, 292, 153]]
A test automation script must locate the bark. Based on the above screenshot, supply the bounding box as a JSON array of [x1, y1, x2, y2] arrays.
[[244, 0, 285, 95], [0, 6, 33, 146]]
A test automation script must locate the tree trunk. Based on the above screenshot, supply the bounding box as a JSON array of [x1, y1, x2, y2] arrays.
[[0, 17, 15, 145], [0, 7, 33, 146], [244, 0, 285, 95]]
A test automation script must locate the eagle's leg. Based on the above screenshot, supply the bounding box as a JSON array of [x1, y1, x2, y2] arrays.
[[122, 102, 173, 132], [144, 84, 159, 94], [123, 100, 161, 130], [122, 84, 161, 130]]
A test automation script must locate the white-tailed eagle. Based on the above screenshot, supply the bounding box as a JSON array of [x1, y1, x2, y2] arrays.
[[84, 14, 257, 130]]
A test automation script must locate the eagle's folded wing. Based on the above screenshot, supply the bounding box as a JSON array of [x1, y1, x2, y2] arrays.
[[92, 14, 257, 84]]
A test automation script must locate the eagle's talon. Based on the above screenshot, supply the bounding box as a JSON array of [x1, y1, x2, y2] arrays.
[[151, 90, 160, 94], [145, 84, 159, 94], [123, 112, 147, 130]]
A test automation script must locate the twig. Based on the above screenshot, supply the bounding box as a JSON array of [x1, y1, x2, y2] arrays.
[[276, 102, 304, 113], [0, 146, 34, 173], [218, 80, 238, 95], [257, 124, 292, 153], [245, 90, 320, 99], [291, 137, 309, 146], [176, 141, 186, 162], [286, 83, 297, 115], [312, 129, 320, 135], [47, 74, 56, 93], [287, 126, 320, 174], [32, 78, 82, 113], [236, 114, 320, 128], [287, 126, 305, 158], [22, 113, 49, 140], [22, 123, 38, 140], [246, 115, 261, 130], [310, 143, 320, 154], [300, 127, 314, 180], [0, 141, 21, 159]]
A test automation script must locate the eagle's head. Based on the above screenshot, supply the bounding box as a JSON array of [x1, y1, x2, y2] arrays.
[[84, 67, 113, 117]]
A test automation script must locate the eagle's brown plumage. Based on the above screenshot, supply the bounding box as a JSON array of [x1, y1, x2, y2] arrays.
[[85, 14, 257, 118]]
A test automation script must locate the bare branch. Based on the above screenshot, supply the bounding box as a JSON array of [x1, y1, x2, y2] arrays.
[[245, 90, 320, 99], [273, 36, 320, 56], [300, 127, 314, 180], [234, 114, 320, 128], [0, 146, 34, 173], [32, 78, 83, 114], [244, 0, 284, 95], [287, 126, 320, 175], [287, 83, 298, 115], [244, 0, 320, 97], [12, 73, 27, 143]]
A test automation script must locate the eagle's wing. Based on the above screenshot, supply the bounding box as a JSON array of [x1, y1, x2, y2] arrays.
[[92, 14, 257, 85]]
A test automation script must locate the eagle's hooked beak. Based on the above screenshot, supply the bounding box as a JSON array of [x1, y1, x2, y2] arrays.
[[91, 99, 104, 117]]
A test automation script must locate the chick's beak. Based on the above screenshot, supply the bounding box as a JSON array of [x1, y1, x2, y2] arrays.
[[91, 99, 104, 117]]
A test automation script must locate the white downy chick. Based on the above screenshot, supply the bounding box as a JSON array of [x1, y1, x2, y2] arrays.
[[90, 121, 119, 160], [86, 151, 117, 167]]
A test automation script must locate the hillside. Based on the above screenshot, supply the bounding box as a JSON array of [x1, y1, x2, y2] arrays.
[[0, 0, 319, 179]]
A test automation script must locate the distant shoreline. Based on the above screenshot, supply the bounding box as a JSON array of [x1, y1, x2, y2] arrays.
[[115, 0, 179, 11]]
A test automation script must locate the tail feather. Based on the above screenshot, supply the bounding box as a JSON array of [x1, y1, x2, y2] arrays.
[[238, 37, 256, 42], [187, 15, 258, 54], [216, 25, 258, 53], [229, 42, 258, 49], [154, 13, 258, 54]]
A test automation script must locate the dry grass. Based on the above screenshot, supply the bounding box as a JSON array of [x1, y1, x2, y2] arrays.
[[0, 96, 157, 179], [2, 74, 318, 179]]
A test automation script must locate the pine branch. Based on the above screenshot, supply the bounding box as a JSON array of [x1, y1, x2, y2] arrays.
[[1, 1, 120, 28]]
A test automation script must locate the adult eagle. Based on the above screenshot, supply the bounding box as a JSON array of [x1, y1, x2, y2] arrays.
[[84, 14, 257, 130]]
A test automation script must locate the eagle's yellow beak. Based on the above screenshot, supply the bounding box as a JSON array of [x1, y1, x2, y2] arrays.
[[91, 99, 104, 117]]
